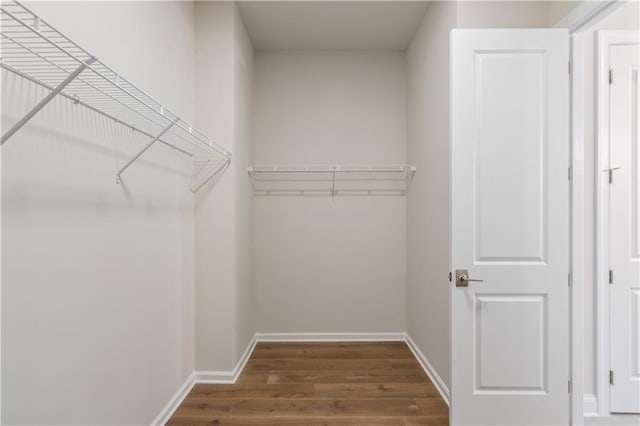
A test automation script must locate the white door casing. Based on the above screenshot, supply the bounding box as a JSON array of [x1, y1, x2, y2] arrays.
[[451, 29, 570, 425], [602, 31, 640, 414]]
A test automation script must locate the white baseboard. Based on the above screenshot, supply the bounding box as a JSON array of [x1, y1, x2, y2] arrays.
[[255, 332, 406, 342], [196, 335, 258, 384], [150, 335, 257, 425], [584, 394, 599, 417], [150, 372, 196, 426], [193, 370, 236, 383], [405, 333, 450, 406]]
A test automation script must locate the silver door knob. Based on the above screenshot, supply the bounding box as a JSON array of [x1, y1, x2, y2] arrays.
[[455, 269, 484, 287]]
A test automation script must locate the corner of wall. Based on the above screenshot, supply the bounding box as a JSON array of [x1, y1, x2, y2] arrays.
[[231, 1, 256, 367], [405, 0, 456, 393], [192, 0, 256, 372]]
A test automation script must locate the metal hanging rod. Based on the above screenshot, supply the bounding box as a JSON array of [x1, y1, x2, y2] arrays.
[[0, 0, 231, 192]]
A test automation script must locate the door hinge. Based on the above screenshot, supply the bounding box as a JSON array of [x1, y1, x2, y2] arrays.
[[568, 167, 572, 181], [610, 370, 614, 385], [568, 379, 572, 393], [609, 269, 613, 284], [569, 61, 572, 75], [609, 69, 613, 84], [568, 273, 572, 287]]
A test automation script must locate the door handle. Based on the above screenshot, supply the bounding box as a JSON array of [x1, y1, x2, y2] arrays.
[[455, 269, 484, 287], [603, 167, 621, 183]]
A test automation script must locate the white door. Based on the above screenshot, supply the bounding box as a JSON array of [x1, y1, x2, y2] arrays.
[[608, 33, 640, 414], [451, 29, 570, 425]]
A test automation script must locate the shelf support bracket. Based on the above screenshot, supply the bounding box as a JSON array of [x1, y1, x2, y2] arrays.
[[116, 117, 180, 184], [1, 57, 96, 145]]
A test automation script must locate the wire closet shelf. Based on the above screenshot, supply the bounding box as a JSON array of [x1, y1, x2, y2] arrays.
[[0, 0, 231, 193], [248, 164, 417, 196]]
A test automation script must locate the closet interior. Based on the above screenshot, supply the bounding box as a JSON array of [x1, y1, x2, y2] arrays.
[[1, 1, 574, 424]]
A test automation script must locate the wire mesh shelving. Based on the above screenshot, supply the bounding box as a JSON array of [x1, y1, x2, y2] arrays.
[[0, 0, 231, 192], [248, 164, 417, 196]]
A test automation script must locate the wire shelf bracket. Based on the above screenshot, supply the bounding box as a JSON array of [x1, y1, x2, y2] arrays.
[[0, 0, 231, 192], [1, 57, 96, 144], [115, 117, 179, 184]]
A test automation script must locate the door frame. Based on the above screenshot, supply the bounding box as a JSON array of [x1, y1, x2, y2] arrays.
[[565, 1, 633, 422], [559, 2, 626, 424], [594, 29, 640, 417]]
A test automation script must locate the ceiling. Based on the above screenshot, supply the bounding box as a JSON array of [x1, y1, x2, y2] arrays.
[[237, 1, 430, 51]]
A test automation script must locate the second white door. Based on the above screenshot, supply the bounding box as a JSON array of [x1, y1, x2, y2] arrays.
[[607, 31, 640, 414]]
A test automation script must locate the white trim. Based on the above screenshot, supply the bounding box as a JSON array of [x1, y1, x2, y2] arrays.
[[233, 334, 258, 382], [595, 29, 640, 418], [584, 394, 600, 418], [193, 370, 236, 384], [595, 29, 612, 419], [150, 372, 196, 426], [554, 0, 625, 34], [405, 334, 450, 406], [569, 7, 636, 419], [150, 335, 257, 424], [196, 334, 258, 384], [571, 32, 587, 426], [254, 332, 406, 342], [0, 140, 3, 426]]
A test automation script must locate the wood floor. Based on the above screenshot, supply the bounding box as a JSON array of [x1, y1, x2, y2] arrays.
[[168, 342, 449, 425]]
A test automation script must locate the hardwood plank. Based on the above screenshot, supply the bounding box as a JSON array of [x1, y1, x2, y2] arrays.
[[235, 373, 271, 384], [266, 370, 429, 384], [404, 417, 450, 426], [415, 398, 449, 413], [254, 342, 409, 350], [175, 398, 429, 417], [252, 343, 413, 360], [172, 399, 236, 417], [188, 383, 314, 399], [245, 358, 419, 372], [168, 416, 408, 425], [314, 383, 440, 399], [167, 415, 449, 425]]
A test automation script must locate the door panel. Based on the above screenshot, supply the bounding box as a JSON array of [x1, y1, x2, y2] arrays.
[[474, 294, 547, 393], [451, 29, 569, 426], [609, 38, 640, 414], [474, 52, 547, 264]]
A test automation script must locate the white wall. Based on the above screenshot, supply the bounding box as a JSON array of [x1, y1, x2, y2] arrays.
[[574, 0, 640, 398], [1, 2, 196, 424], [233, 4, 255, 368], [194, 1, 254, 371], [253, 51, 407, 333], [406, 0, 458, 393], [457, 1, 552, 28], [548, 1, 584, 26]]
